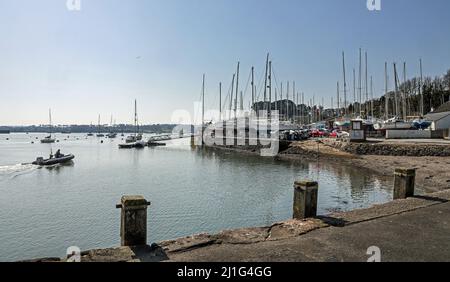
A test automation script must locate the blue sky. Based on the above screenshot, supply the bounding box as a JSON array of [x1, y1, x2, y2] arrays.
[[1, 0, 450, 125]]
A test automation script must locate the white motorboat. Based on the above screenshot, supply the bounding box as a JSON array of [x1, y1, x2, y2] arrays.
[[374, 117, 412, 130]]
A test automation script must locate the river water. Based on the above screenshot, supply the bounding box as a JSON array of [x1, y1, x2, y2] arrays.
[[0, 133, 393, 261]]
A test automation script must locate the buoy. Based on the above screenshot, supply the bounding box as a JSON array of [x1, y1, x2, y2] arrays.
[[101, 140, 104, 143]]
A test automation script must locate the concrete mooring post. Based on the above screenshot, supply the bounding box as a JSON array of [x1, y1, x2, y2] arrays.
[[116, 195, 151, 246], [293, 180, 319, 219], [393, 168, 416, 200]]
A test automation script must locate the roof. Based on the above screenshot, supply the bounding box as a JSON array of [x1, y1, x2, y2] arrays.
[[425, 111, 450, 121], [434, 101, 450, 113]]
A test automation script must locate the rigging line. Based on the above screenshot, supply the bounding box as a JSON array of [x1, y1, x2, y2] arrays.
[[255, 68, 266, 102], [194, 80, 204, 125], [221, 78, 234, 115], [271, 64, 282, 100], [242, 68, 252, 102]]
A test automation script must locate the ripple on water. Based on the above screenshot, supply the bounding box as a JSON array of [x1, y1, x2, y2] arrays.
[[0, 164, 37, 181]]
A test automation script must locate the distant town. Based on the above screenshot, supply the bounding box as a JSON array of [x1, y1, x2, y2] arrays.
[[0, 124, 180, 134]]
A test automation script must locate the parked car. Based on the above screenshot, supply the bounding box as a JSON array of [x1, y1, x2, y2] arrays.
[[311, 129, 327, 138], [329, 130, 338, 138]]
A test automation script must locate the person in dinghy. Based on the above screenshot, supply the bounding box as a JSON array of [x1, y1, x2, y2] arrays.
[[32, 149, 75, 166]]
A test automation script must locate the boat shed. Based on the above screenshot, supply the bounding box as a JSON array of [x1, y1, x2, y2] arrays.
[[425, 111, 450, 130]]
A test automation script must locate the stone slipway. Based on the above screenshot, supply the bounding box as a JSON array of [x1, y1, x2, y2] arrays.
[[32, 189, 449, 262]]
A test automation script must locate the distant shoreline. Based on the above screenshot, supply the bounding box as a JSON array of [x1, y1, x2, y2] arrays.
[[0, 124, 190, 134]]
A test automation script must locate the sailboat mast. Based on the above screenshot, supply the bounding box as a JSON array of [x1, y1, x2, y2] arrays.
[[219, 82, 222, 120], [201, 74, 205, 144], [403, 62, 407, 120], [234, 62, 240, 119], [370, 76, 374, 119], [293, 81, 295, 122], [301, 92, 304, 124], [268, 61, 272, 119], [393, 63, 399, 117], [337, 81, 340, 118], [48, 108, 53, 137], [251, 66, 254, 114], [230, 74, 235, 120], [385, 62, 389, 120], [280, 82, 283, 119], [353, 68, 356, 116], [275, 89, 278, 112], [287, 81, 290, 121], [359, 48, 362, 117], [263, 53, 269, 112], [342, 52, 347, 117], [419, 59, 424, 116], [134, 99, 138, 136], [365, 51, 368, 117], [240, 91, 243, 111]]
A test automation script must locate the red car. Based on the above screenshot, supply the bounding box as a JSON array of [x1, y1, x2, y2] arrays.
[[311, 129, 326, 138], [329, 131, 338, 138]]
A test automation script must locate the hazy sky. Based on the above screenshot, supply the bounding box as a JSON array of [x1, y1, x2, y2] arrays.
[[1, 0, 450, 125]]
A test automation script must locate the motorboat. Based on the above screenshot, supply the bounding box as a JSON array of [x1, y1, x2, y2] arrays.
[[147, 141, 166, 147], [32, 154, 75, 166], [107, 132, 117, 138], [412, 119, 432, 130], [119, 140, 146, 149], [373, 117, 412, 130], [125, 135, 137, 143]]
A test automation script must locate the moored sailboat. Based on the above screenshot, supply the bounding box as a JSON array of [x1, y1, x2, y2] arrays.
[[96, 115, 105, 137], [119, 100, 146, 149], [41, 109, 56, 143]]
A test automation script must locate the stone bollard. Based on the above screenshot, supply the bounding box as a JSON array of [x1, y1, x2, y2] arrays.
[[116, 195, 151, 246], [293, 180, 319, 219], [393, 168, 416, 200]]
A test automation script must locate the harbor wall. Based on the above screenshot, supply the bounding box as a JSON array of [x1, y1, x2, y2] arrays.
[[386, 130, 431, 139]]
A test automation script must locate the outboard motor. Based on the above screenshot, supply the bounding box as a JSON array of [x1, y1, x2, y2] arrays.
[[33, 157, 44, 165]]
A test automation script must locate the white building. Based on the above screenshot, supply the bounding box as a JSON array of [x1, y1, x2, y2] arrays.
[[426, 102, 450, 130]]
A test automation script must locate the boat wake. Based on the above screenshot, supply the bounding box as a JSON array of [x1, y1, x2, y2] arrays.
[[0, 163, 37, 181]]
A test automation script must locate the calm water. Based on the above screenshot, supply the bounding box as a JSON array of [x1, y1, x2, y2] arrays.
[[0, 133, 393, 261]]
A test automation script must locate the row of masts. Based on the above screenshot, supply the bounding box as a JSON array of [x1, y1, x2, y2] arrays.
[[200, 52, 427, 131], [201, 53, 311, 124], [337, 50, 425, 121]]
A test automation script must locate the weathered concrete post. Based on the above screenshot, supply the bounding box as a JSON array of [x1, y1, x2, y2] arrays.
[[293, 180, 319, 219], [393, 168, 416, 200], [116, 195, 151, 246]]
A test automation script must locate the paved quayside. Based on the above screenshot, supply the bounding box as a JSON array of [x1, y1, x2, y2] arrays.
[[36, 189, 450, 262]]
